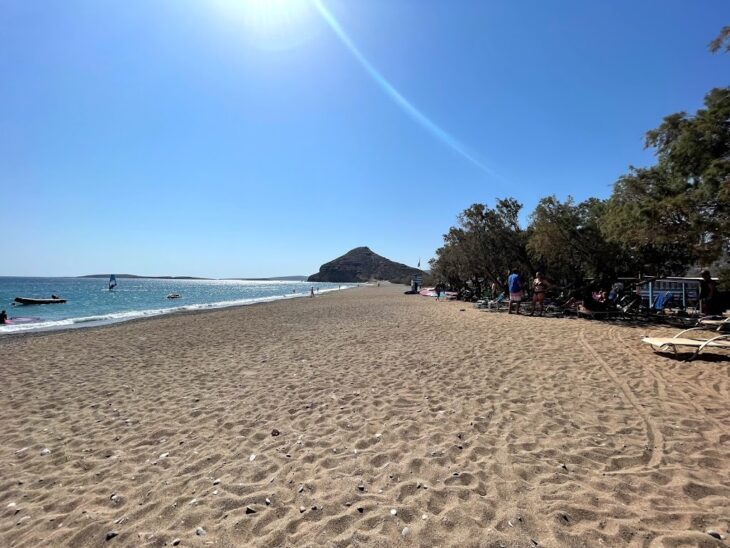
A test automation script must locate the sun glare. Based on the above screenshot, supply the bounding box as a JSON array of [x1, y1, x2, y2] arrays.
[[212, 0, 318, 50]]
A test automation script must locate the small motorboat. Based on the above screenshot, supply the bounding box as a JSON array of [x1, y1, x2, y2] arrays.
[[166, 293, 182, 299], [14, 297, 66, 305]]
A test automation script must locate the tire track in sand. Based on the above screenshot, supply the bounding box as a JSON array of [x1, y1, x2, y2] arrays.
[[609, 326, 728, 432], [578, 328, 664, 469]]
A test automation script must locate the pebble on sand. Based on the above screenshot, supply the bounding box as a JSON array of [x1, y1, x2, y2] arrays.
[[40, 448, 51, 456], [299, 506, 306, 513], [390, 509, 397, 516], [159, 452, 169, 459], [195, 527, 206, 536], [707, 531, 723, 540], [105, 530, 119, 541], [213, 478, 221, 485], [271, 429, 280, 436], [171, 539, 181, 546], [402, 527, 411, 537], [245, 506, 256, 515], [249, 454, 256, 462], [265, 498, 271, 505]]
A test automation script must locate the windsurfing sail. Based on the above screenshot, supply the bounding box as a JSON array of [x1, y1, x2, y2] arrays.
[[109, 274, 117, 290]]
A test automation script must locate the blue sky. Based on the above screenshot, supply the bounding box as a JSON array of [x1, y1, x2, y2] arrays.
[[2, 0, 728, 277]]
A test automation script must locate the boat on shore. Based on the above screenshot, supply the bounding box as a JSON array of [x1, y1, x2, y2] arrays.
[[14, 297, 67, 305]]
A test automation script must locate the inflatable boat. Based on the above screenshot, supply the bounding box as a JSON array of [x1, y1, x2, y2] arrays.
[[14, 297, 67, 305]]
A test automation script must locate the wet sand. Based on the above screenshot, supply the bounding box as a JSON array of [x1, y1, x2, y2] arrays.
[[1, 284, 729, 547]]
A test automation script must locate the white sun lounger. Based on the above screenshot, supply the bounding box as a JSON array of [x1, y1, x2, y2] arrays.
[[642, 327, 730, 361], [696, 316, 730, 331]]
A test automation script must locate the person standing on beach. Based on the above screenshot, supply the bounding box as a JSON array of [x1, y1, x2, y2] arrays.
[[530, 272, 549, 316], [700, 270, 719, 315], [507, 269, 522, 314], [0, 310, 7, 324], [310, 287, 315, 298]]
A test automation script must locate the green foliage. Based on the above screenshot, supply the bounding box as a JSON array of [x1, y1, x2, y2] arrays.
[[430, 199, 533, 292], [434, 87, 729, 290], [528, 196, 628, 285], [603, 87, 730, 273], [710, 25, 730, 53]]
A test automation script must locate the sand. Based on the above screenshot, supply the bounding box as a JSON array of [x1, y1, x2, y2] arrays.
[[1, 284, 729, 547]]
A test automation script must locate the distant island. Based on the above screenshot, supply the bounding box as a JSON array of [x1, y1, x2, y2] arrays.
[[308, 247, 423, 283], [79, 274, 209, 280], [79, 274, 309, 281]]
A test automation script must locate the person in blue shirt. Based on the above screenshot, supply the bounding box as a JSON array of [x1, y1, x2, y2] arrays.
[[507, 269, 522, 314]]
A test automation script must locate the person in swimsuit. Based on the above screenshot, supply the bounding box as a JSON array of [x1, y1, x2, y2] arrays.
[[530, 272, 549, 316], [0, 310, 7, 324]]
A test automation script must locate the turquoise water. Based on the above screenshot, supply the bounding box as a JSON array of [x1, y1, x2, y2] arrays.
[[0, 277, 355, 334]]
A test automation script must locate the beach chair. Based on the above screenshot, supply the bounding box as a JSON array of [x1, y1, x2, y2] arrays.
[[651, 291, 672, 314], [696, 316, 730, 331], [577, 304, 621, 319], [641, 327, 730, 361], [478, 293, 506, 311]]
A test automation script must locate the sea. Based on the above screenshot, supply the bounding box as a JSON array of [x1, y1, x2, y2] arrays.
[[0, 277, 356, 335]]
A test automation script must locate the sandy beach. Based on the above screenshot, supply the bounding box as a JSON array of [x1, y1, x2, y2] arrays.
[[1, 284, 729, 547]]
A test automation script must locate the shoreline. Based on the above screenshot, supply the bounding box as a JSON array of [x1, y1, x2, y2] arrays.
[[1, 284, 728, 546], [0, 284, 359, 339]]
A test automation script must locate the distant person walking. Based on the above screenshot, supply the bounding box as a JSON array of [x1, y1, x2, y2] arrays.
[[310, 287, 315, 298], [507, 269, 522, 314], [0, 310, 7, 324], [436, 283, 444, 301]]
